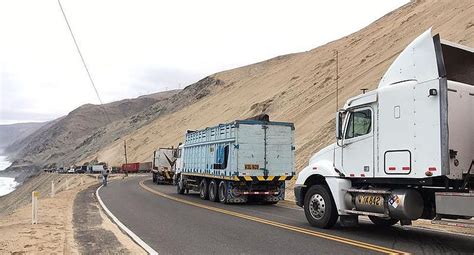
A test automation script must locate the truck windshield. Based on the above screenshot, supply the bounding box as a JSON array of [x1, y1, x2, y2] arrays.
[[345, 109, 372, 139]]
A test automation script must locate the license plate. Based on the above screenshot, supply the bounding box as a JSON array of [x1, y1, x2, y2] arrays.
[[244, 164, 259, 170], [358, 195, 383, 206]]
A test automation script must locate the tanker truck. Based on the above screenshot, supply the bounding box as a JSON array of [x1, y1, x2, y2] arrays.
[[295, 29, 474, 229], [175, 115, 296, 204]]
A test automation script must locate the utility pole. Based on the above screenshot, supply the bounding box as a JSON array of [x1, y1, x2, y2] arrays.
[[335, 50, 339, 111], [124, 140, 128, 164]]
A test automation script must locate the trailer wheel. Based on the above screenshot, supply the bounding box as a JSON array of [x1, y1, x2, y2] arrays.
[[208, 180, 218, 202], [304, 185, 338, 229], [368, 216, 399, 227], [199, 179, 209, 200], [218, 181, 227, 204]]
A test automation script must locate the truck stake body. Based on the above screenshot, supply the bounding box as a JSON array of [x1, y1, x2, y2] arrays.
[[175, 115, 296, 204]]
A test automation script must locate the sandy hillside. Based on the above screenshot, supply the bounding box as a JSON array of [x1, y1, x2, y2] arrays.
[[0, 173, 144, 254], [92, 0, 474, 182]]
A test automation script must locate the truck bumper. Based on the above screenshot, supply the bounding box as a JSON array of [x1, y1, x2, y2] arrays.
[[294, 185, 305, 207]]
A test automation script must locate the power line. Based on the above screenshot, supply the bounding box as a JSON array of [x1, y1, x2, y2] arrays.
[[58, 0, 112, 123]]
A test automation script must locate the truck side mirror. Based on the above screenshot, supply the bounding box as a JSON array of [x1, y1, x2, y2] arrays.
[[336, 112, 343, 140]]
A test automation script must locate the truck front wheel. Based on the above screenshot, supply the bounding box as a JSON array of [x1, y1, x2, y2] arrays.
[[304, 185, 338, 229], [368, 216, 399, 227], [199, 179, 209, 200], [177, 175, 185, 194]]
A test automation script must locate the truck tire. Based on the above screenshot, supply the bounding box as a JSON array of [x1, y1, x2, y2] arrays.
[[368, 216, 399, 227], [208, 180, 218, 202], [199, 179, 209, 200], [218, 181, 227, 204], [177, 176, 185, 194], [304, 185, 338, 229]]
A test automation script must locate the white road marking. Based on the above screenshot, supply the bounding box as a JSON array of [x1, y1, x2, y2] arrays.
[[96, 183, 158, 255]]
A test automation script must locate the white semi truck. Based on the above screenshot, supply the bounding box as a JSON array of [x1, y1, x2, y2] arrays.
[[175, 115, 296, 204], [295, 29, 474, 228], [152, 147, 178, 184], [88, 164, 105, 173]]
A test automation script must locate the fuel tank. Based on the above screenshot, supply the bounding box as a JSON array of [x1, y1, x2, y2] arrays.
[[345, 188, 424, 220]]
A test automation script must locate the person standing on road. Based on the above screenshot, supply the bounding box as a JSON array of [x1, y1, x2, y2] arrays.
[[102, 168, 109, 186]]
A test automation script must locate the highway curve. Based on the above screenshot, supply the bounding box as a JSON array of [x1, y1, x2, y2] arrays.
[[98, 176, 474, 254]]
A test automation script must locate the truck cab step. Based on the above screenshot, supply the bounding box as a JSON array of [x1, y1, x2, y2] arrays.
[[343, 209, 389, 218], [431, 219, 474, 228]]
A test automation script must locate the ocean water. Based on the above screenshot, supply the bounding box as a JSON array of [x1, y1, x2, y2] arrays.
[[0, 155, 17, 197]]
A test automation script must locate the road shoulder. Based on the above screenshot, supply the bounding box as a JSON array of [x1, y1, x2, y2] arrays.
[[73, 183, 145, 254]]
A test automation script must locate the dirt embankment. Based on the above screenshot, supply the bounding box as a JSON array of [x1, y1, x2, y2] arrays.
[[0, 173, 144, 254]]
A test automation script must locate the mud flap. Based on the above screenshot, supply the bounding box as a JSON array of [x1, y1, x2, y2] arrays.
[[226, 181, 248, 203], [261, 181, 285, 202]]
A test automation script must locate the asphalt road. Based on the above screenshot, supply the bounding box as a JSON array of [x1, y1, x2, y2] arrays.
[[99, 176, 474, 255]]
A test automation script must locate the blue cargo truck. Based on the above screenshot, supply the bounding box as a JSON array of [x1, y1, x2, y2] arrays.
[[175, 115, 296, 204]]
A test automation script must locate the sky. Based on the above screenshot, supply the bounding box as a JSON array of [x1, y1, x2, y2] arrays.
[[0, 0, 409, 125]]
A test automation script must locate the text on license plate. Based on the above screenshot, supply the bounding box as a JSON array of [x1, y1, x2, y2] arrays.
[[357, 195, 383, 206]]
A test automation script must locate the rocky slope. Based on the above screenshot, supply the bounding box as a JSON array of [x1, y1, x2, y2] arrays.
[[4, 90, 180, 171], [0, 122, 45, 151]]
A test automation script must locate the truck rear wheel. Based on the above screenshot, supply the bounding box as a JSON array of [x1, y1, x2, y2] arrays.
[[218, 181, 227, 204], [368, 216, 399, 227], [304, 185, 338, 229], [199, 179, 209, 200], [208, 180, 218, 202]]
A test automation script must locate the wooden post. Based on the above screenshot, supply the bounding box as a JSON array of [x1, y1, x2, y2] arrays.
[[51, 181, 55, 197], [124, 140, 128, 164], [32, 191, 39, 224]]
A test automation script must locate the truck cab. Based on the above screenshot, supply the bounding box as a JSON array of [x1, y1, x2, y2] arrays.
[[295, 29, 474, 229]]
